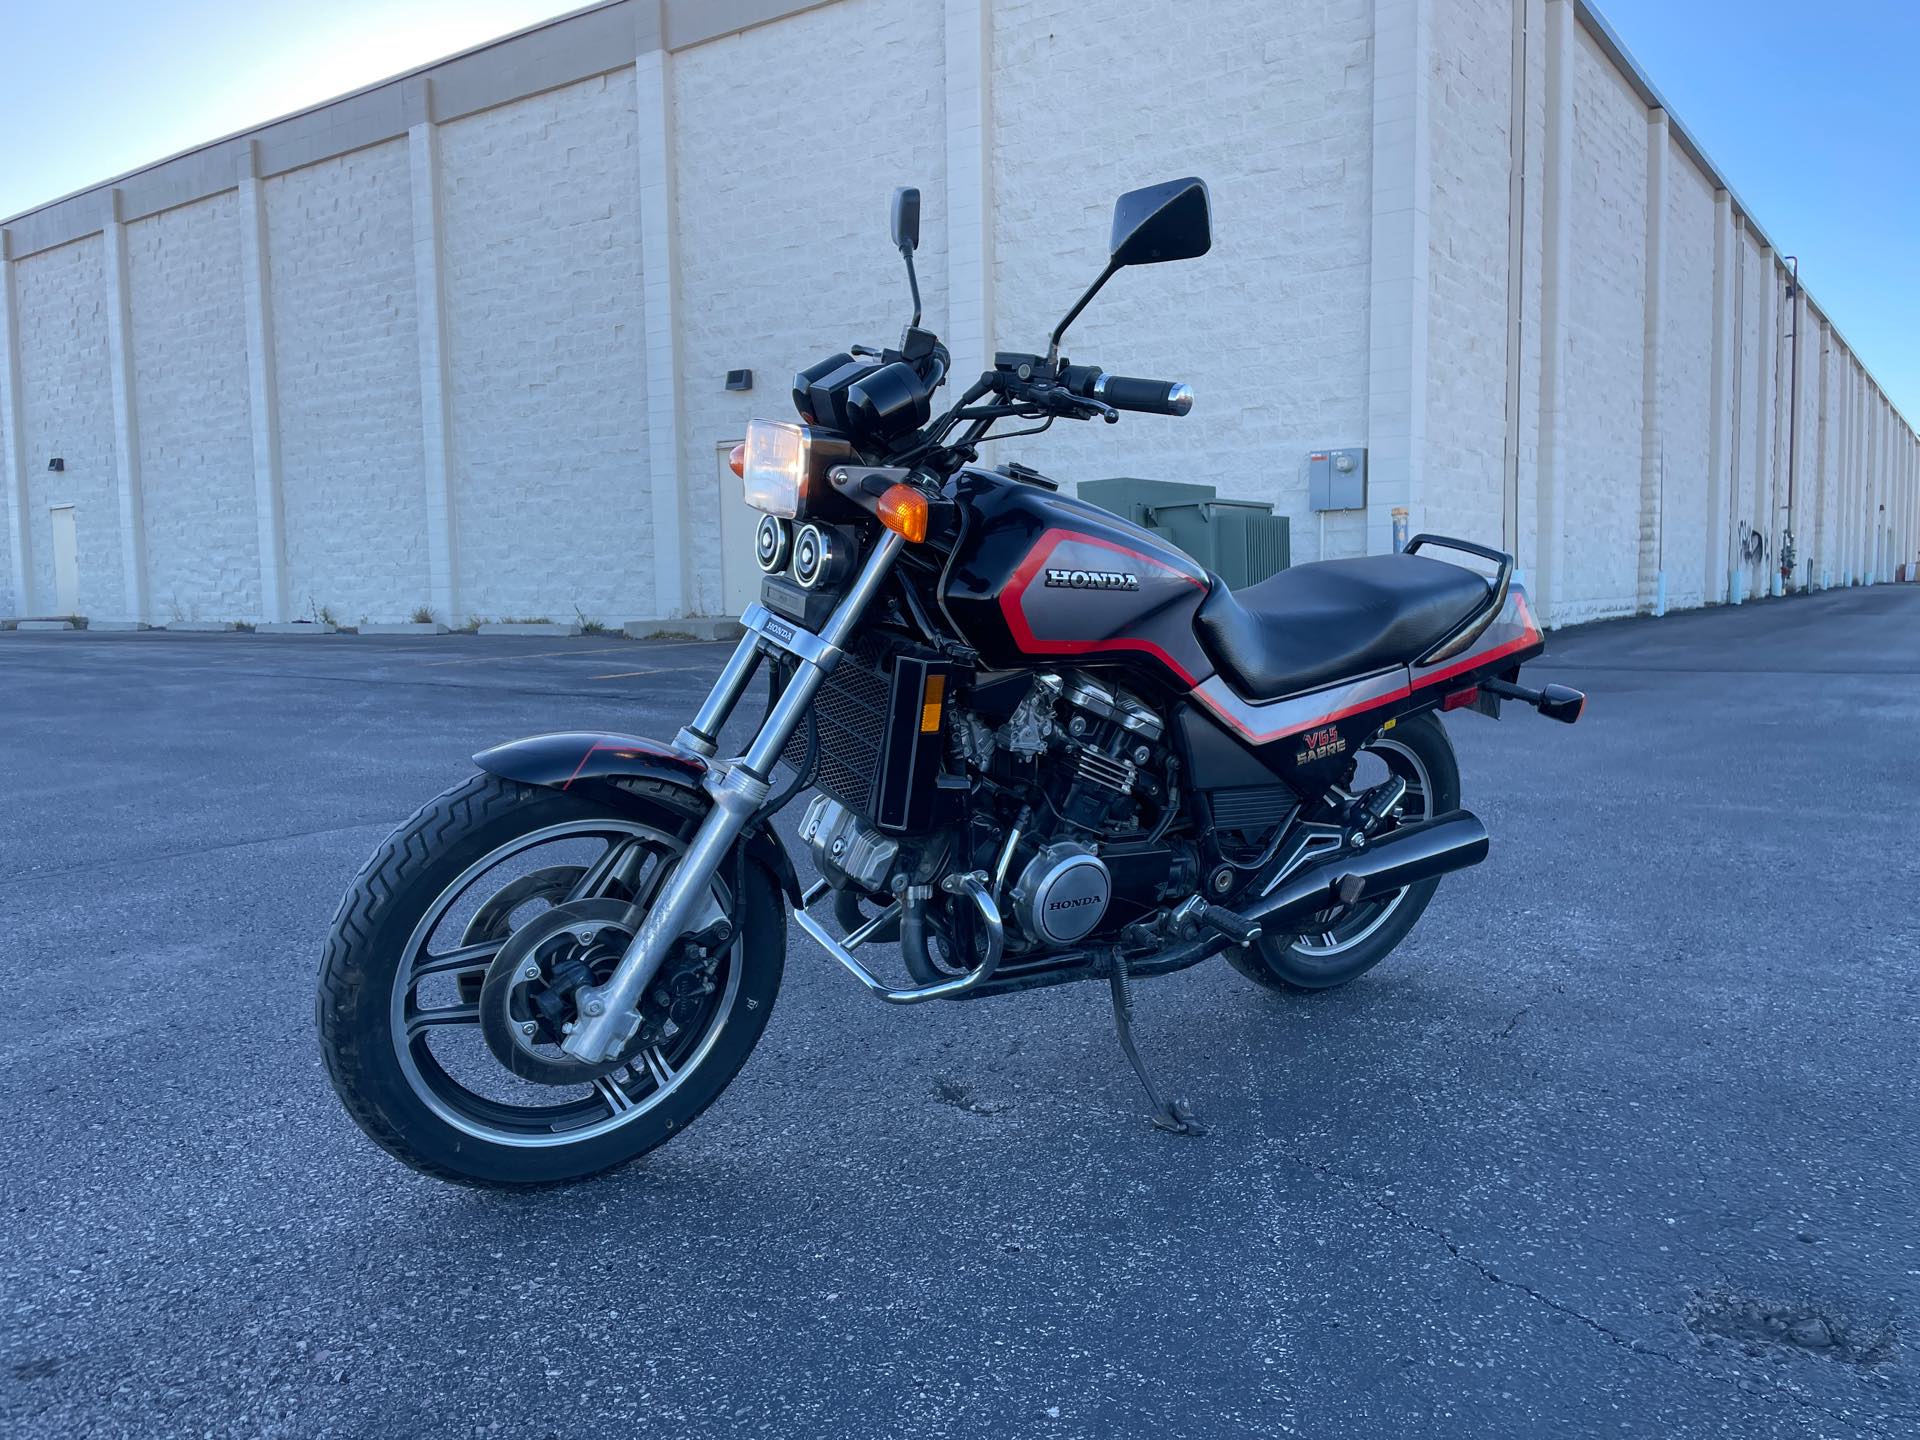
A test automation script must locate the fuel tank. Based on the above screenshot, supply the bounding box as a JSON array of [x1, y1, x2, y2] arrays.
[[939, 467, 1217, 691]]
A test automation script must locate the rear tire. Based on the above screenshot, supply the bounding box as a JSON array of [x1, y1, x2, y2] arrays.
[[1227, 710, 1460, 993], [316, 772, 784, 1188]]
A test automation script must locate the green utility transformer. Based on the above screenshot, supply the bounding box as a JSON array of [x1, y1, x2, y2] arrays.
[[1077, 479, 1290, 589]]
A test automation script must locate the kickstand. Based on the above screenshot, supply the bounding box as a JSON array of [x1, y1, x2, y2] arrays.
[[1107, 952, 1207, 1137]]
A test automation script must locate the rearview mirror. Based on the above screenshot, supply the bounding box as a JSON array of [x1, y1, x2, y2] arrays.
[[891, 186, 921, 253], [1109, 177, 1211, 267]]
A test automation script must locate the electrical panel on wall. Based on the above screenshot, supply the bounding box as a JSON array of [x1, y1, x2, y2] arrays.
[[1308, 448, 1366, 512]]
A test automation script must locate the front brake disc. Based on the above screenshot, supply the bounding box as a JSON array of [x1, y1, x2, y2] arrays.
[[456, 865, 586, 1005], [477, 899, 641, 1084]]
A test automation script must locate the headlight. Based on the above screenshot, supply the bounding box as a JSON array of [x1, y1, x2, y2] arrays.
[[739, 419, 809, 518]]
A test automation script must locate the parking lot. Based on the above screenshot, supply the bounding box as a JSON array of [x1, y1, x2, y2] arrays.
[[3, 586, 1918, 1439]]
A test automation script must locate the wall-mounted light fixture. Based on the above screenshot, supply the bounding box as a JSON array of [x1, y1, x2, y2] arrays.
[[725, 369, 753, 392], [47, 457, 64, 472]]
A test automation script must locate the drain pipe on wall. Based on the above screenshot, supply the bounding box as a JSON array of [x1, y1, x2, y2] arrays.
[[1774, 257, 1789, 595]]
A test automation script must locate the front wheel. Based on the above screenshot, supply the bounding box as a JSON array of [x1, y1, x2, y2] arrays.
[[1227, 710, 1460, 993], [316, 772, 784, 1188]]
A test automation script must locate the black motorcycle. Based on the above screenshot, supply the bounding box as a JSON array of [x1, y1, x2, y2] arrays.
[[318, 177, 1583, 1187]]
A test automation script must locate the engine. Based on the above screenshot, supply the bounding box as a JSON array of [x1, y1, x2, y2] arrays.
[[798, 667, 1193, 956], [948, 670, 1191, 951]]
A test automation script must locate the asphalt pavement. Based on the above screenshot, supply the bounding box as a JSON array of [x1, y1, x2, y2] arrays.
[[3, 586, 1918, 1439]]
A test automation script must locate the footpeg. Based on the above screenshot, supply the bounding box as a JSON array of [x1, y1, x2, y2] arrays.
[[1351, 776, 1407, 837], [1194, 903, 1260, 947], [1171, 896, 1261, 948]]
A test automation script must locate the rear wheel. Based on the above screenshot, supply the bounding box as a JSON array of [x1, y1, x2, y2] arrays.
[[316, 772, 784, 1188], [1227, 710, 1459, 993]]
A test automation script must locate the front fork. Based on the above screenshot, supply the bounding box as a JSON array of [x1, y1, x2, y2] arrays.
[[563, 531, 908, 1063]]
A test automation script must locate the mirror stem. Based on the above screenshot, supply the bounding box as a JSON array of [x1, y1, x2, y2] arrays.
[[902, 246, 922, 330], [1046, 259, 1117, 367]]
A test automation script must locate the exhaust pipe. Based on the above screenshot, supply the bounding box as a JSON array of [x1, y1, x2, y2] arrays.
[[1250, 810, 1490, 932]]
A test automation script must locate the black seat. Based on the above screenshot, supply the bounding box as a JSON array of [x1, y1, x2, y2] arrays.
[[1193, 554, 1491, 699]]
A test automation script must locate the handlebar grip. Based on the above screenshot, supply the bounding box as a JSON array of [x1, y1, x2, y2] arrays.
[[1064, 369, 1193, 416]]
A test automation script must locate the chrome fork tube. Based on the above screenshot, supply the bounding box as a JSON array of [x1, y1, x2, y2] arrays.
[[564, 532, 907, 1063], [675, 632, 763, 758]]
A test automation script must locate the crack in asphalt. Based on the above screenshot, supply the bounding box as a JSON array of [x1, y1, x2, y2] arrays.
[[1282, 1151, 1908, 1435], [0, 819, 396, 889]]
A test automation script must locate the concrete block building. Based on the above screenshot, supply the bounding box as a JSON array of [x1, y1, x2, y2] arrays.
[[2, 0, 1915, 631]]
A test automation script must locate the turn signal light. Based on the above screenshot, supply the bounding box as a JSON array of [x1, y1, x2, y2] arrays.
[[877, 483, 929, 543], [728, 442, 746, 479]]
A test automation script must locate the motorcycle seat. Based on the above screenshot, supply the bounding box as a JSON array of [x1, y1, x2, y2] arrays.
[[1193, 553, 1492, 699]]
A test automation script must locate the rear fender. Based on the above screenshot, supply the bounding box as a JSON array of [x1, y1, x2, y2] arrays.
[[472, 731, 804, 903]]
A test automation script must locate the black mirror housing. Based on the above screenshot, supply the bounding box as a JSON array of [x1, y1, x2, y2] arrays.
[[1109, 177, 1211, 267], [891, 186, 921, 253]]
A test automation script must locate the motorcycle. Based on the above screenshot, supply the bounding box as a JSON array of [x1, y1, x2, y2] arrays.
[[317, 177, 1584, 1187]]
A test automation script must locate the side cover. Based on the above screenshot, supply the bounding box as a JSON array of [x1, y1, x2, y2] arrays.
[[472, 732, 803, 901], [938, 468, 1217, 690]]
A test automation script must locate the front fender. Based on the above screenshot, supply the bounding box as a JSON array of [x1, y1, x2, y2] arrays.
[[472, 731, 804, 903]]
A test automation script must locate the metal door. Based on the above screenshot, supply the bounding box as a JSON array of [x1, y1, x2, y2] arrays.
[[49, 505, 79, 615], [715, 440, 758, 617]]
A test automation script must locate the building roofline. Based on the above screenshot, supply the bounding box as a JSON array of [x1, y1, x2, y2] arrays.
[[0, 0, 836, 255], [1575, 0, 1911, 433]]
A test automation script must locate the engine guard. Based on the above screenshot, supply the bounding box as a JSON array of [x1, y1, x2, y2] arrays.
[[472, 731, 804, 903]]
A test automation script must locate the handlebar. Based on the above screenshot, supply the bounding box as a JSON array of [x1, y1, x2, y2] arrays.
[[1061, 366, 1193, 416]]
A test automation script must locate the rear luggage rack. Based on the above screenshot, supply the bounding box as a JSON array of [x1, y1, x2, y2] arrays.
[[1403, 533, 1513, 665]]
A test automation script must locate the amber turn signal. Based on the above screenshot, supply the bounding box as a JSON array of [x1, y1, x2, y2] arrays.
[[876, 483, 929, 543], [727, 442, 747, 479]]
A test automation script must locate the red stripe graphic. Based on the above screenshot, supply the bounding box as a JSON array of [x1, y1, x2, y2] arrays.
[[999, 528, 1209, 686]]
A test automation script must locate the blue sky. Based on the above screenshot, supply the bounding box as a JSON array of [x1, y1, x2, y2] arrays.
[[1594, 0, 1919, 421], [1, 0, 1912, 417]]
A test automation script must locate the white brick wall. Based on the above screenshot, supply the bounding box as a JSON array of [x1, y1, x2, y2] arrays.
[[1426, 0, 1512, 552], [990, 0, 1375, 561], [1656, 143, 1714, 609], [1558, 28, 1646, 623], [16, 236, 121, 616], [265, 140, 427, 624], [673, 0, 949, 615], [126, 192, 261, 622], [440, 73, 651, 626], [3, 0, 1915, 629]]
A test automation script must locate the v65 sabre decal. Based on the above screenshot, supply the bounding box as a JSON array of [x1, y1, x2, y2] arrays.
[[1295, 725, 1347, 764], [1045, 568, 1139, 591]]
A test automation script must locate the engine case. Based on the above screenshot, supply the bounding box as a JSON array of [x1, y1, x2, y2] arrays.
[[1009, 842, 1111, 946], [799, 794, 898, 894]]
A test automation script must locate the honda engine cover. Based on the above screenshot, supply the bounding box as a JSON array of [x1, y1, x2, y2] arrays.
[[1011, 843, 1111, 946]]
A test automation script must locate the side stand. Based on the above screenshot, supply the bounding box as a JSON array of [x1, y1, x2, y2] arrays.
[[1107, 951, 1207, 1137]]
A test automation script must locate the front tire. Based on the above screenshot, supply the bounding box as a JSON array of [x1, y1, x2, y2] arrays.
[[1227, 710, 1460, 993], [316, 772, 784, 1188]]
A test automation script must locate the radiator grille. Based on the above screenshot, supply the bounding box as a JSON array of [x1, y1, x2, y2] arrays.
[[1207, 786, 1295, 836], [781, 641, 890, 812]]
